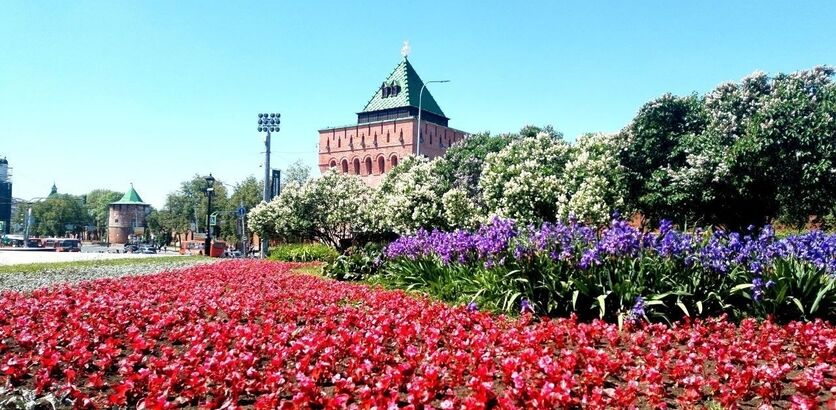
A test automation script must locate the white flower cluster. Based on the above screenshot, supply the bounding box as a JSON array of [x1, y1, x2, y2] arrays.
[[441, 187, 482, 229], [369, 156, 446, 235], [557, 133, 626, 225], [480, 133, 572, 224], [248, 170, 372, 246]]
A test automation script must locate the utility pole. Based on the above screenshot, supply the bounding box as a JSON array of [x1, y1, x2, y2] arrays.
[[258, 113, 280, 258]]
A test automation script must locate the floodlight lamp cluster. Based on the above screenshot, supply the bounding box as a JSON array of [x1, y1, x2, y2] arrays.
[[257, 113, 281, 132]]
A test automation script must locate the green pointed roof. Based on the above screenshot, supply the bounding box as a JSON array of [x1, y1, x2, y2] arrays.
[[360, 57, 447, 118], [112, 185, 147, 205]]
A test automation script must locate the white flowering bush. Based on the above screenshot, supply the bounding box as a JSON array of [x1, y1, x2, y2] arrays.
[[370, 156, 446, 235], [557, 133, 626, 225], [248, 171, 372, 248], [441, 187, 482, 229], [480, 133, 572, 224], [700, 66, 836, 226]]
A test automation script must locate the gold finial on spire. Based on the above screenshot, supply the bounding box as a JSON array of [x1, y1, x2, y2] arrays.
[[401, 40, 410, 59]]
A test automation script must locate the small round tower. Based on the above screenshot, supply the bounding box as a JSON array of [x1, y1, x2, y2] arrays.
[[108, 184, 150, 244]]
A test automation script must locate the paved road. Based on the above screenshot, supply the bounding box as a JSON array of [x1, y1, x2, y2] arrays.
[[0, 250, 183, 266]]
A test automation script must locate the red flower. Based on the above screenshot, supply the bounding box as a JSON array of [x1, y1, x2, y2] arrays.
[[0, 260, 831, 407]]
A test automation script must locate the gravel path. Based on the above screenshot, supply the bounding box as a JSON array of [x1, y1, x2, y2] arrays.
[[0, 258, 216, 293]]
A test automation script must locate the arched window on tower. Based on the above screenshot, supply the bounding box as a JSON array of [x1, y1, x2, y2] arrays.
[[377, 156, 385, 174], [386, 132, 390, 144], [341, 159, 348, 173], [353, 158, 361, 175], [329, 160, 337, 169], [337, 137, 341, 148], [364, 157, 372, 176], [391, 155, 399, 168]]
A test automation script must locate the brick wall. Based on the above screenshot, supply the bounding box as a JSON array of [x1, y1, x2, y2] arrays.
[[318, 117, 466, 187], [107, 204, 149, 244]]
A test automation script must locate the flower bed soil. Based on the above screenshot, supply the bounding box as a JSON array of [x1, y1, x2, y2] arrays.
[[0, 260, 833, 408]]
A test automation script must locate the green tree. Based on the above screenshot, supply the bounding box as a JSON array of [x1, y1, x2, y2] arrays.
[[84, 189, 123, 240], [619, 93, 707, 226], [28, 194, 89, 237], [160, 175, 231, 243], [146, 209, 174, 246], [225, 176, 264, 241], [230, 176, 264, 211], [721, 67, 836, 227], [282, 159, 312, 187], [434, 131, 517, 198]]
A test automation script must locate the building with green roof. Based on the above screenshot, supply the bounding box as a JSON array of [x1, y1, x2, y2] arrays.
[[357, 56, 449, 126], [318, 45, 468, 186], [107, 184, 150, 244]]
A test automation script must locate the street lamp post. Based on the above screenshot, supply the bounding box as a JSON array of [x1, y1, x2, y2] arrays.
[[204, 174, 215, 256], [15, 197, 46, 247], [257, 112, 280, 258], [416, 80, 450, 157]]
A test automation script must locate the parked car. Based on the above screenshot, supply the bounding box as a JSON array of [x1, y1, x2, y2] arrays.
[[56, 239, 81, 252], [180, 240, 226, 257], [123, 243, 138, 253], [224, 250, 243, 258], [138, 244, 157, 254]]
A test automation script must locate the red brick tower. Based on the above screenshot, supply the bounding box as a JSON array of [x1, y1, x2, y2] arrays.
[[107, 185, 150, 244], [318, 50, 467, 186]]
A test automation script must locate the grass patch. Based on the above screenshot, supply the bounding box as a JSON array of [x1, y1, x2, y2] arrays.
[[0, 256, 208, 274], [290, 263, 325, 276], [269, 243, 338, 264]]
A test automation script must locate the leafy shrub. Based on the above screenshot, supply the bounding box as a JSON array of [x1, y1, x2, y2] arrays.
[[269, 243, 338, 263], [323, 243, 384, 281]]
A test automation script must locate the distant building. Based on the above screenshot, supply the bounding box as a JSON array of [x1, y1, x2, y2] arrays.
[[107, 185, 150, 244], [0, 158, 10, 234], [318, 48, 467, 186]]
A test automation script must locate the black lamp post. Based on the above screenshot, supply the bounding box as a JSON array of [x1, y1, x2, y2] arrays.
[[204, 174, 215, 256]]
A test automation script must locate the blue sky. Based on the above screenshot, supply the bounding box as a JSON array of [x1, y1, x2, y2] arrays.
[[1, 1, 833, 208]]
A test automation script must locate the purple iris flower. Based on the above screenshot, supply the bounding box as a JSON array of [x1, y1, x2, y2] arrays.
[[520, 298, 534, 314], [629, 296, 645, 320]]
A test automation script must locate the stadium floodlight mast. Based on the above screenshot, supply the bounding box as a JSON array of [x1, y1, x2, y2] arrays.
[[416, 80, 450, 157], [257, 112, 280, 258]]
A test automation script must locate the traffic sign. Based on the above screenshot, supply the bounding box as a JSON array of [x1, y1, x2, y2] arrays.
[[237, 206, 246, 218], [209, 215, 217, 226]]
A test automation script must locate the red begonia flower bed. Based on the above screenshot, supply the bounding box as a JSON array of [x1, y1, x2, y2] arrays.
[[0, 260, 833, 409]]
